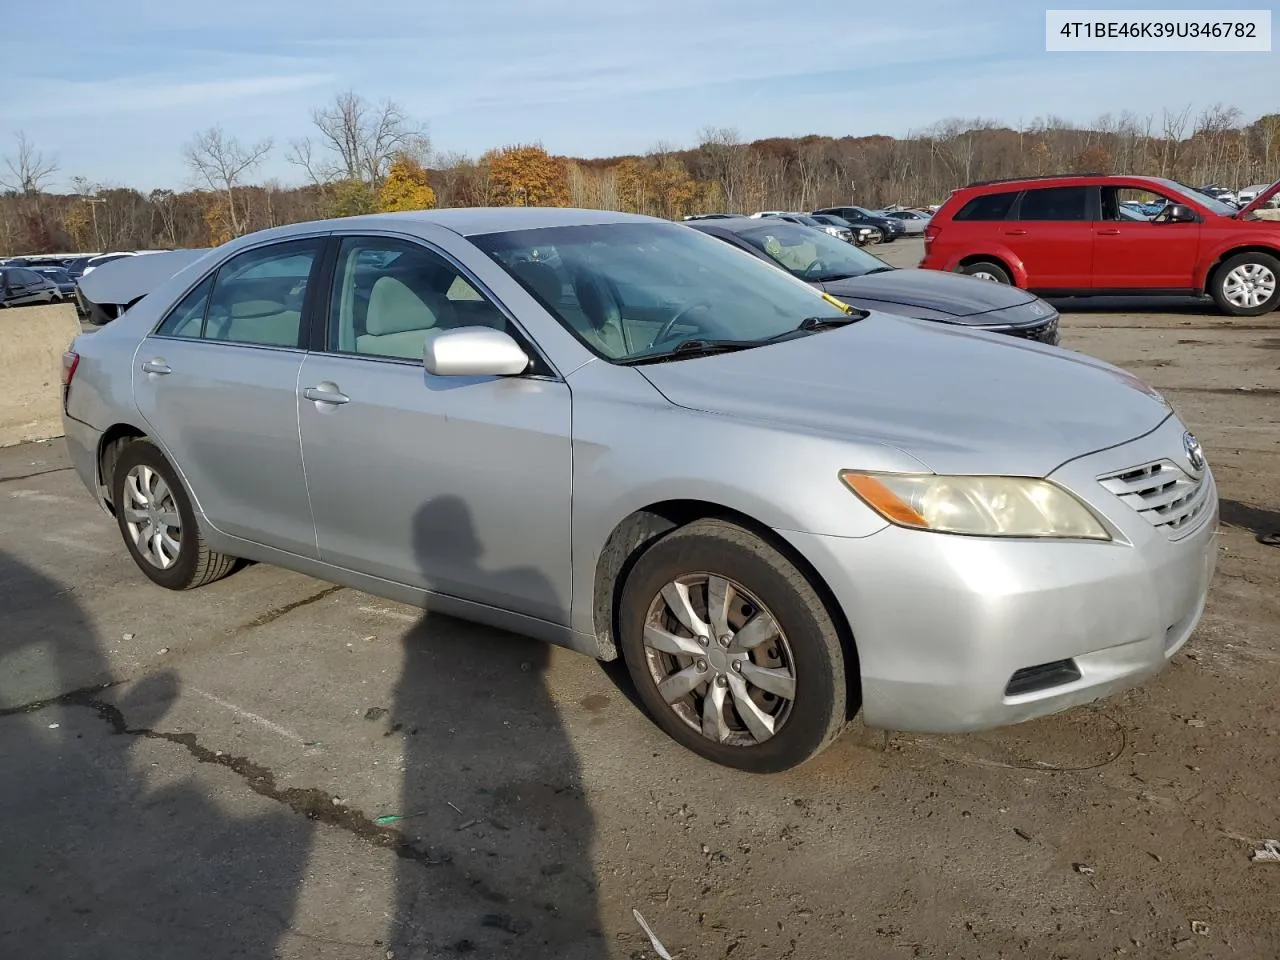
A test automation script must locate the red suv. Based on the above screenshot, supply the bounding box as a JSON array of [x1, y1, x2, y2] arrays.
[[921, 174, 1280, 316]]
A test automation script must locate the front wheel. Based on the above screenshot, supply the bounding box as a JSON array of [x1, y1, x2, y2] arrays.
[[1211, 252, 1280, 317], [959, 260, 1012, 284], [111, 439, 238, 590], [619, 519, 850, 772]]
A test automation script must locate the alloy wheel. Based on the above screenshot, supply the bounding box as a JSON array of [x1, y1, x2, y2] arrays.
[[122, 464, 182, 569], [641, 574, 796, 746]]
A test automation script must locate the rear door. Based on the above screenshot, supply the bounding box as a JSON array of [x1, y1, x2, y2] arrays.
[[1093, 184, 1200, 289], [132, 237, 326, 558], [1008, 185, 1095, 289]]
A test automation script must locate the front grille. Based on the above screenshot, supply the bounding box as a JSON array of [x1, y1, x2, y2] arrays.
[[1097, 459, 1210, 537], [1009, 316, 1059, 344]]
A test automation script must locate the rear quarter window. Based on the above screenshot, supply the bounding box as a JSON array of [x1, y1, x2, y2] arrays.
[[952, 192, 1018, 221]]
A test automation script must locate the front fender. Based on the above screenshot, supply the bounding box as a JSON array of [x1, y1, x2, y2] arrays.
[[564, 362, 918, 638]]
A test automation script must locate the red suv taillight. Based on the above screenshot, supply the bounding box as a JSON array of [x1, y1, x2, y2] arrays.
[[923, 223, 939, 245], [61, 350, 80, 387]]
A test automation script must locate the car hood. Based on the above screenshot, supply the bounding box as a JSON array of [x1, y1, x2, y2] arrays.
[[1236, 176, 1280, 217], [821, 268, 1040, 321], [636, 314, 1171, 477]]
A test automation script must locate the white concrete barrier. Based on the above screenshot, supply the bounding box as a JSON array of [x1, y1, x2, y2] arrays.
[[0, 303, 82, 447]]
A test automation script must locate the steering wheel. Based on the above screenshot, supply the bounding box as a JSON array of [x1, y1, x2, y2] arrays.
[[650, 300, 714, 348], [803, 259, 831, 279]]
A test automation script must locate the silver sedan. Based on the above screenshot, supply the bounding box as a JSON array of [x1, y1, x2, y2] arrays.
[[61, 208, 1218, 771]]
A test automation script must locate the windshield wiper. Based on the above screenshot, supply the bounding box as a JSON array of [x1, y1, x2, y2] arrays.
[[861, 265, 895, 275], [755, 312, 867, 344], [617, 338, 762, 366]]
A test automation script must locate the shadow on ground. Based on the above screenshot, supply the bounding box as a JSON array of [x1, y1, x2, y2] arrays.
[[0, 548, 314, 958], [0, 494, 607, 958]]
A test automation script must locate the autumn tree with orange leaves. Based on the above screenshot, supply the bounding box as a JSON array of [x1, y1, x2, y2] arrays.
[[481, 145, 570, 207], [377, 154, 437, 212]]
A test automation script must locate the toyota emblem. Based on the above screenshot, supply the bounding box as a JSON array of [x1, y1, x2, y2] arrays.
[[1182, 432, 1205, 472]]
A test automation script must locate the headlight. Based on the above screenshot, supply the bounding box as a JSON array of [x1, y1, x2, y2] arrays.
[[839, 472, 1111, 540]]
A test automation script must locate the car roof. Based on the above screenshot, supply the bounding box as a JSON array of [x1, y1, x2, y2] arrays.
[[225, 207, 667, 248]]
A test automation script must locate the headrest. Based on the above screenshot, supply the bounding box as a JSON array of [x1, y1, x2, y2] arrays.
[[366, 276, 441, 336]]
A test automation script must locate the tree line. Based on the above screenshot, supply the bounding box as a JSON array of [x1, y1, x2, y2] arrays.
[[2, 93, 1277, 256]]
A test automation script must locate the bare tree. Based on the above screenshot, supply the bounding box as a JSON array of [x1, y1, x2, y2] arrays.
[[2, 132, 59, 195], [292, 91, 428, 189], [183, 126, 272, 237], [697, 126, 747, 211], [1158, 104, 1192, 177]]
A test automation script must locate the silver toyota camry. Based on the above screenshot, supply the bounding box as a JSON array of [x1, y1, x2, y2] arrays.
[[60, 208, 1219, 772]]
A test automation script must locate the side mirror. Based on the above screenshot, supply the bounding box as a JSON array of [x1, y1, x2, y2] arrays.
[[423, 326, 530, 377], [1161, 204, 1198, 224]]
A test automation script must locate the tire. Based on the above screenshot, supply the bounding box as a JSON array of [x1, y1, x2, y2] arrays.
[[1209, 251, 1280, 317], [111, 438, 237, 590], [618, 518, 849, 772], [959, 260, 1012, 284]]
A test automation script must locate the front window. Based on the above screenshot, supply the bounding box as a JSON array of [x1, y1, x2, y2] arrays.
[[1150, 178, 1239, 216], [732, 222, 891, 282], [472, 222, 850, 362]]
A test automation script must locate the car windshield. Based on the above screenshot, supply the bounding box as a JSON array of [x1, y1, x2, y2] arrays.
[[472, 221, 852, 363], [733, 222, 890, 282], [35, 267, 71, 281], [1151, 178, 1240, 216]]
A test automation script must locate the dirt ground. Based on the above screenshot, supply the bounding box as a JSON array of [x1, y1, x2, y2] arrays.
[[1, 241, 1277, 959]]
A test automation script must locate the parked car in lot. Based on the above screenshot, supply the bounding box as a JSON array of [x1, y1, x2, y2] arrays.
[[31, 265, 77, 299], [685, 216, 1060, 343], [922, 174, 1280, 316], [0, 265, 62, 306], [812, 205, 906, 242], [62, 208, 1218, 771], [879, 209, 932, 234], [808, 214, 881, 245], [754, 212, 858, 244]]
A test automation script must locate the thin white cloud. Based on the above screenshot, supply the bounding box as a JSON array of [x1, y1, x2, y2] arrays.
[[7, 73, 335, 121]]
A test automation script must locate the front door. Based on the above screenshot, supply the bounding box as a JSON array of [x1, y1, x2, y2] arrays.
[[1008, 185, 1095, 289], [1092, 185, 1200, 289], [298, 234, 573, 625], [133, 237, 326, 558]]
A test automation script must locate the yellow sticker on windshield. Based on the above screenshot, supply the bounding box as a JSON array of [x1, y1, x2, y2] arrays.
[[821, 292, 854, 314]]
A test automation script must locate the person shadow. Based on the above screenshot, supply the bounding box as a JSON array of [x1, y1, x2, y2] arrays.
[[0, 548, 312, 959], [385, 496, 606, 959]]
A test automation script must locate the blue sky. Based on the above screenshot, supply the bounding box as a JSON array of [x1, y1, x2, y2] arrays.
[[2, 0, 1275, 191]]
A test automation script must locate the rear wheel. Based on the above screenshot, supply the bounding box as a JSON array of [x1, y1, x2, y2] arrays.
[[111, 439, 237, 590], [1210, 252, 1280, 316], [959, 260, 1012, 284], [619, 519, 849, 772]]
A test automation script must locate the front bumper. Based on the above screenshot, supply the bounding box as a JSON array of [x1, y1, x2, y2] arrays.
[[778, 415, 1218, 732]]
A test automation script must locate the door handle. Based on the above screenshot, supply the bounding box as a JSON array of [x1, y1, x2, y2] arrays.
[[141, 359, 172, 375], [1003, 229, 1027, 236], [303, 385, 350, 405], [1096, 228, 1121, 236]]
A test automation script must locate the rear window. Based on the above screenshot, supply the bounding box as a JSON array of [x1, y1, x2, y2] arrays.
[[1017, 186, 1090, 222], [952, 192, 1017, 221]]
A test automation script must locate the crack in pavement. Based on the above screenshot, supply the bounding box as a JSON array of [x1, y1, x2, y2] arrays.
[[2, 685, 515, 909], [235, 585, 344, 632], [0, 466, 75, 484]]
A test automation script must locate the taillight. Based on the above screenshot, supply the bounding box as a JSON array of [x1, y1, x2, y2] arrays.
[[923, 224, 939, 245], [61, 350, 79, 387]]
